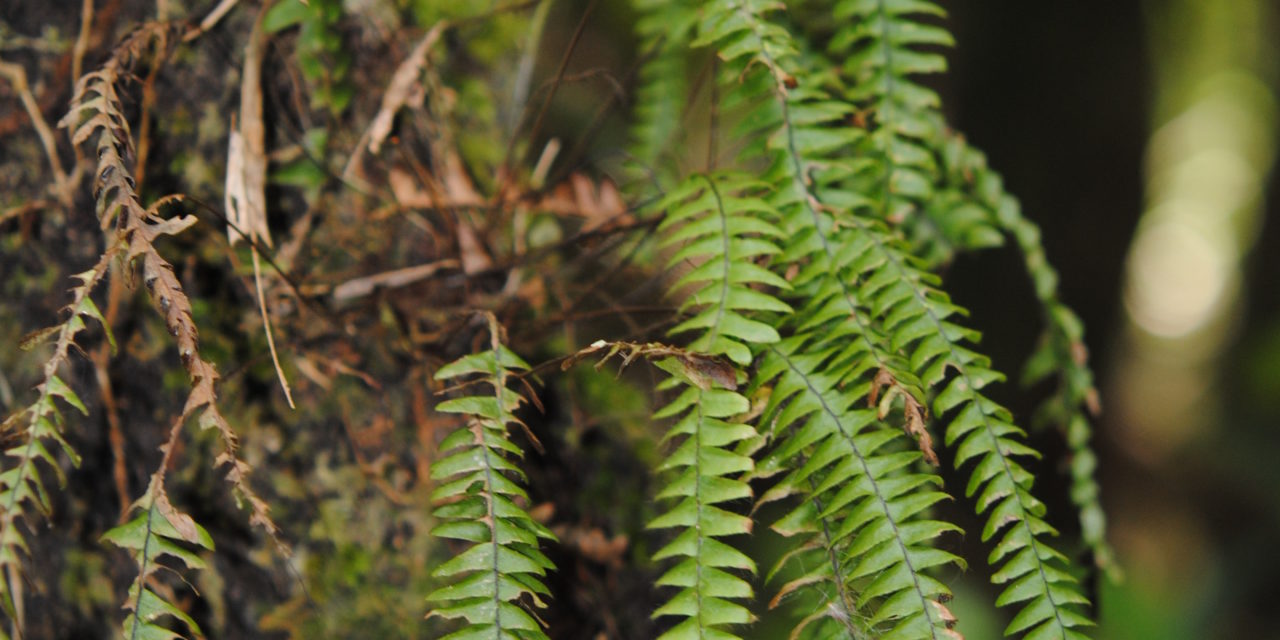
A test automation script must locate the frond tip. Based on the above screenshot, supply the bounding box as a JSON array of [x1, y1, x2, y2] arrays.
[[427, 339, 557, 640]]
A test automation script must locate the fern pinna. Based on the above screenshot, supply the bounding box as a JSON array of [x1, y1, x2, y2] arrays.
[[427, 321, 557, 639]]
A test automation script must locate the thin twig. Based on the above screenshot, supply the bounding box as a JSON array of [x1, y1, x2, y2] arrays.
[[71, 0, 94, 96], [520, 0, 596, 167], [183, 0, 241, 42], [330, 259, 460, 303], [0, 59, 72, 208]]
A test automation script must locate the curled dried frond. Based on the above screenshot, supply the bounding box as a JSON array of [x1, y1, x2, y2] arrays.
[[59, 8, 282, 556]]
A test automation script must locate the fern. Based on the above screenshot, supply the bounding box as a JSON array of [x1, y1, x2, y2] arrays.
[[0, 2, 1112, 637], [427, 322, 557, 639], [937, 134, 1116, 576], [656, 171, 792, 366], [5, 20, 283, 639], [648, 364, 758, 639], [683, 2, 966, 638], [755, 339, 963, 639], [823, 3, 1096, 637], [0, 258, 109, 633], [644, 170, 792, 637], [101, 424, 215, 640]]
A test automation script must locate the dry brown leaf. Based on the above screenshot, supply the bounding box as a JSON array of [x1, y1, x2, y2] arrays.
[[534, 173, 629, 229], [456, 220, 493, 275], [366, 22, 447, 155], [904, 400, 939, 466], [563, 340, 738, 390], [388, 166, 435, 207], [224, 11, 269, 251], [227, 6, 293, 408], [153, 487, 200, 543], [870, 368, 939, 465], [331, 259, 458, 303], [293, 355, 333, 391]]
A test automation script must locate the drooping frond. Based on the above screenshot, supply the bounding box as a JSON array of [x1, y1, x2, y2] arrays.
[[820, 4, 1097, 636], [755, 338, 963, 640], [31, 22, 287, 639], [694, 0, 931, 452], [427, 327, 556, 640], [832, 0, 952, 225], [648, 364, 758, 640], [937, 134, 1116, 577], [644, 169, 791, 638], [60, 20, 280, 543]]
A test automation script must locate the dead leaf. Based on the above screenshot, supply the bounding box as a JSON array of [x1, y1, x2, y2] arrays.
[[366, 22, 447, 155], [904, 400, 939, 466], [225, 2, 270, 249], [456, 220, 492, 274], [153, 488, 200, 543], [18, 326, 60, 351]]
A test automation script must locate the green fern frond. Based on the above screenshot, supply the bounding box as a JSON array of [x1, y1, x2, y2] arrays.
[[688, 3, 965, 637], [428, 337, 557, 640], [693, 0, 930, 425], [906, 123, 1006, 268], [0, 254, 115, 630], [940, 136, 1116, 577], [814, 3, 1099, 635], [102, 478, 214, 639], [824, 151, 1094, 638], [644, 167, 791, 638], [648, 359, 758, 640], [832, 0, 952, 225], [756, 338, 964, 639]]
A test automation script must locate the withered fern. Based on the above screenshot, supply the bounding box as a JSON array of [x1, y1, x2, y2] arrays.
[[2, 20, 279, 639]]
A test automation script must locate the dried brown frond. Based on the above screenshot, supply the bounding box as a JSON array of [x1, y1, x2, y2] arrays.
[[59, 18, 283, 544]]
